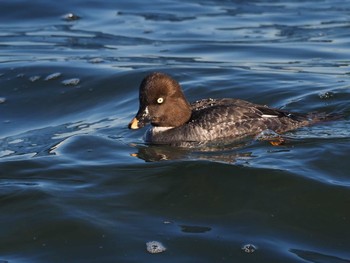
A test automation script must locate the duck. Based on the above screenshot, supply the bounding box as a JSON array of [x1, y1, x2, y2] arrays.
[[128, 72, 330, 146]]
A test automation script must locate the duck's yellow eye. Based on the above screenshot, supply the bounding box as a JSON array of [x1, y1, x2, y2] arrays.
[[157, 97, 164, 104]]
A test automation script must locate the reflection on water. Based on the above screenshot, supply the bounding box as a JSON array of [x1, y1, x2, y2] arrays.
[[130, 141, 254, 163]]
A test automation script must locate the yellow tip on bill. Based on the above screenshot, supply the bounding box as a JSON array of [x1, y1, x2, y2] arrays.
[[129, 117, 139, 129]]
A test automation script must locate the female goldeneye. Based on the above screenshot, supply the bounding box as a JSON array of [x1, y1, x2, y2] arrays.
[[128, 72, 328, 145]]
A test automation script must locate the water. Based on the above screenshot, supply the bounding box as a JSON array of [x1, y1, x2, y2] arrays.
[[1, 0, 350, 262]]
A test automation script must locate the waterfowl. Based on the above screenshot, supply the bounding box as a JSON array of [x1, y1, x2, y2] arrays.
[[128, 72, 329, 145]]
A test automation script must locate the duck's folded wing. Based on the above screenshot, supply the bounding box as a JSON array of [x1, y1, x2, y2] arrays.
[[190, 102, 310, 139]]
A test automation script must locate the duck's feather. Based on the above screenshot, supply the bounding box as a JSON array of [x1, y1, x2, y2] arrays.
[[147, 98, 312, 144]]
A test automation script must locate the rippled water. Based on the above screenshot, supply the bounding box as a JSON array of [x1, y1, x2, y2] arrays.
[[1, 0, 350, 262]]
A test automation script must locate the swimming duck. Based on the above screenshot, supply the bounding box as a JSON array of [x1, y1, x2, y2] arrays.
[[128, 72, 327, 145]]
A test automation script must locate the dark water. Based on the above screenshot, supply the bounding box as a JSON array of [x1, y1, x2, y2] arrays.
[[1, 0, 350, 262]]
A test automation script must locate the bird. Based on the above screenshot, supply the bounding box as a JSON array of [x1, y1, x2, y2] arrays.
[[128, 72, 334, 146]]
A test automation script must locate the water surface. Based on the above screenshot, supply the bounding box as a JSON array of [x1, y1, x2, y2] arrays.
[[1, 0, 350, 262]]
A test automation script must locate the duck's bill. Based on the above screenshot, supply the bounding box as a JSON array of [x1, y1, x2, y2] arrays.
[[128, 117, 142, 129], [128, 107, 150, 129], [128, 117, 150, 129]]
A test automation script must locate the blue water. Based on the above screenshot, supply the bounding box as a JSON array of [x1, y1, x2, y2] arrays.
[[1, 0, 350, 262]]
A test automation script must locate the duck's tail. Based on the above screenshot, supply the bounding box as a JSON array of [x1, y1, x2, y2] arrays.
[[272, 109, 343, 134]]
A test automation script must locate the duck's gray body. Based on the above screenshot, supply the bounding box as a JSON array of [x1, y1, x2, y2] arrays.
[[128, 72, 330, 145]]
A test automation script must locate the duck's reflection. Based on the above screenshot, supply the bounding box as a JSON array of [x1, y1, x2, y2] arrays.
[[129, 139, 256, 163]]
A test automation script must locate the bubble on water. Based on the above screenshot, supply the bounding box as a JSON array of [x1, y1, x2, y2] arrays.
[[146, 241, 166, 254], [62, 78, 80, 86], [0, 97, 6, 104], [319, 91, 335, 100], [29, 75, 41, 82], [45, 72, 62, 81], [241, 244, 257, 253], [63, 13, 81, 21]]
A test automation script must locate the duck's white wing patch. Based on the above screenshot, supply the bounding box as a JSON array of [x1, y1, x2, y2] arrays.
[[261, 114, 279, 118], [152, 126, 174, 133]]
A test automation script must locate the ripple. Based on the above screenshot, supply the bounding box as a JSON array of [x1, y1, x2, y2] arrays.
[[1, 1, 350, 262], [179, 225, 211, 234], [290, 249, 350, 263], [0, 150, 15, 158]]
